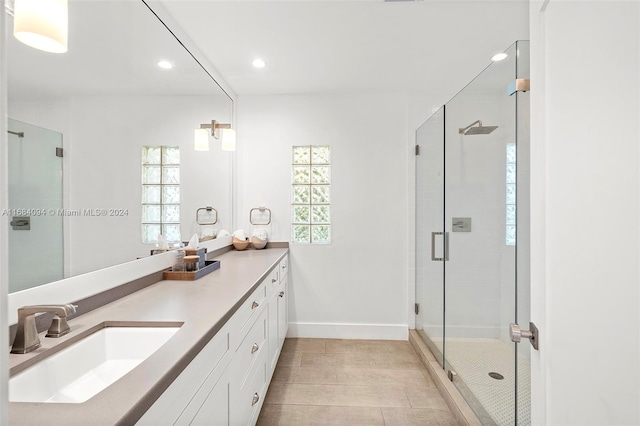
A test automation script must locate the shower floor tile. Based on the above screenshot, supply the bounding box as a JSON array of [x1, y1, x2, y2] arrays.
[[434, 338, 531, 426]]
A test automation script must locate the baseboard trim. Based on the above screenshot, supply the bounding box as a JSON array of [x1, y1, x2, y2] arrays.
[[288, 322, 408, 340]]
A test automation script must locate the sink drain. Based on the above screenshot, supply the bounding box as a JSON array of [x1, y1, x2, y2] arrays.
[[488, 372, 504, 380]]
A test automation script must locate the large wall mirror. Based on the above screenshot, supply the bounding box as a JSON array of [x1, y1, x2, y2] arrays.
[[6, 0, 233, 293]]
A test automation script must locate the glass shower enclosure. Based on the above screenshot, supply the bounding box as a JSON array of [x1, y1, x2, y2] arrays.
[[415, 41, 530, 425], [7, 118, 64, 293]]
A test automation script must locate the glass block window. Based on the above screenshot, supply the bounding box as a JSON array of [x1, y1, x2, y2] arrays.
[[292, 145, 331, 244], [142, 146, 180, 244], [506, 143, 516, 246]]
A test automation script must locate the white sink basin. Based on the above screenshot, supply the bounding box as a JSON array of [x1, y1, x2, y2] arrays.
[[10, 326, 180, 403]]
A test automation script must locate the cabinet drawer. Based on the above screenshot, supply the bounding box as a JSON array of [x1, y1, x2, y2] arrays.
[[279, 256, 288, 279], [235, 308, 267, 389], [234, 282, 267, 349], [265, 265, 280, 296]]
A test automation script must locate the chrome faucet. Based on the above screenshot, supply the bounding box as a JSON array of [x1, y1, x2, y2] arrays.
[[11, 304, 77, 354]]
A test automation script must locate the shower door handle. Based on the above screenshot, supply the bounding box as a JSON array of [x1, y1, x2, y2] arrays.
[[431, 232, 449, 261], [510, 322, 539, 350]]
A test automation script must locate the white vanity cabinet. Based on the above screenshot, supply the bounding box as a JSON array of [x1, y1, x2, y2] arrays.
[[230, 255, 288, 425], [137, 253, 288, 426]]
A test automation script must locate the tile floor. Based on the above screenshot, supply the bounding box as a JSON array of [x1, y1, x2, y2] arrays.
[[257, 338, 459, 426], [434, 338, 531, 426]]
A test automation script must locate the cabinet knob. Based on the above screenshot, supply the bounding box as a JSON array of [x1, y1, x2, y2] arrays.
[[251, 343, 259, 354], [251, 301, 259, 309], [279, 291, 285, 298], [271, 278, 277, 283], [251, 393, 260, 406]]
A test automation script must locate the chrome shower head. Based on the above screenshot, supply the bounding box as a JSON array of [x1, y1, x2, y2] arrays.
[[458, 120, 498, 135]]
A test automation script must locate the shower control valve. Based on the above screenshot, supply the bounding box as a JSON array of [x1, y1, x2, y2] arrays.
[[509, 322, 539, 350]]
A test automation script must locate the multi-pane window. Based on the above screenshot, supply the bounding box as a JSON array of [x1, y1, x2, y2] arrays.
[[506, 143, 516, 246], [291, 145, 331, 244], [142, 146, 180, 244]]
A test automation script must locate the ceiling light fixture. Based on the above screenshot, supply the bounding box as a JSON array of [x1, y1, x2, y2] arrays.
[[157, 60, 173, 69], [252, 58, 266, 68], [195, 120, 236, 152], [491, 52, 508, 62], [13, 0, 68, 53]]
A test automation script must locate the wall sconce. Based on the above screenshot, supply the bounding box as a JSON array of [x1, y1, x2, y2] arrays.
[[220, 128, 236, 152], [13, 0, 68, 53], [195, 120, 236, 152]]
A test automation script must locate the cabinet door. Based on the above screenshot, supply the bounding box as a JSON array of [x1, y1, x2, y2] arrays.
[[230, 353, 267, 426], [138, 323, 232, 425], [277, 276, 288, 349], [267, 293, 279, 375], [190, 367, 230, 426]]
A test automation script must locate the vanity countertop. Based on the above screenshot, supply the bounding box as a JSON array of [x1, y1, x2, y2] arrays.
[[8, 247, 288, 426]]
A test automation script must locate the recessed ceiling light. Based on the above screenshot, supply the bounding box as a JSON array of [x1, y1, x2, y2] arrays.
[[252, 58, 266, 68], [491, 53, 508, 62], [157, 60, 173, 69]]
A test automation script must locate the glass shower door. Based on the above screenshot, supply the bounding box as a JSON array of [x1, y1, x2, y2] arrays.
[[443, 41, 527, 425], [8, 118, 64, 293], [415, 41, 530, 425], [415, 107, 445, 365]]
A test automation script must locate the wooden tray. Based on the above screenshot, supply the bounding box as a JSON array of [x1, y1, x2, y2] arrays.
[[163, 260, 220, 281]]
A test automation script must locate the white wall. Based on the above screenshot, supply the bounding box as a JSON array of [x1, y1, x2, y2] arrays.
[[530, 1, 640, 424], [237, 94, 409, 339], [9, 95, 232, 277]]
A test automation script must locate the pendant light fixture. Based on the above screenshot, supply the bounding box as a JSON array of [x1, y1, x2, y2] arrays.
[[13, 0, 68, 53]]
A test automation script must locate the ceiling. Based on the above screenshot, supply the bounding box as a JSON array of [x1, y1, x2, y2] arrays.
[[7, 1, 227, 98], [158, 0, 530, 97]]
